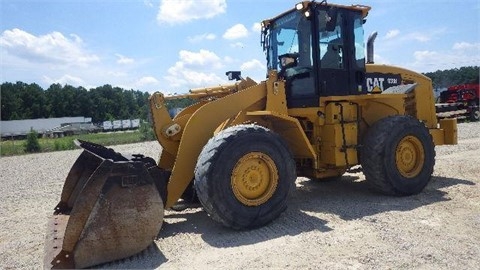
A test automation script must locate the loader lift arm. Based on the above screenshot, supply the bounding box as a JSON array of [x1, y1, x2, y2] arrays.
[[151, 77, 266, 208]]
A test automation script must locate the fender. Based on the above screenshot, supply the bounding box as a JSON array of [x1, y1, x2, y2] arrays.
[[246, 110, 317, 164]]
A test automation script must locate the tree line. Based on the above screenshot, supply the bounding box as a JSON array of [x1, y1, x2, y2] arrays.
[[1, 66, 478, 121], [423, 66, 479, 89], [1, 82, 155, 122]]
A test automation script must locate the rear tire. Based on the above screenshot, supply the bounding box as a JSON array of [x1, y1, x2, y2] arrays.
[[361, 115, 435, 195], [194, 124, 296, 230]]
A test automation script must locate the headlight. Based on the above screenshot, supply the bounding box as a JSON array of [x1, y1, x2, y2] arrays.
[[295, 2, 305, 10]]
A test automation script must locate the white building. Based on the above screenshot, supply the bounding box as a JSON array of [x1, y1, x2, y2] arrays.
[[1, 117, 92, 138]]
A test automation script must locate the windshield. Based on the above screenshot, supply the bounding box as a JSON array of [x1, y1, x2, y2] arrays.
[[263, 10, 311, 72]]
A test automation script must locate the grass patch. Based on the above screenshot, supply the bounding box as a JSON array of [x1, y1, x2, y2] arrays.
[[1, 131, 153, 157]]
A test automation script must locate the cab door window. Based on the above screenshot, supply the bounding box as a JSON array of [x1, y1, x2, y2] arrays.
[[318, 10, 344, 69]]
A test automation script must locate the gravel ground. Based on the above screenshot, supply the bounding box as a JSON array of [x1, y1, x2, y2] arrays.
[[0, 122, 479, 269]]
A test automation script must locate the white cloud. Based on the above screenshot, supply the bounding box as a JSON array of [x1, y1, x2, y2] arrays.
[[43, 74, 85, 87], [115, 53, 134, 64], [165, 49, 227, 90], [413, 50, 438, 61], [252, 22, 262, 33], [107, 71, 128, 77], [240, 59, 265, 71], [403, 28, 445, 43], [223, 24, 249, 40], [188, 33, 216, 43], [178, 49, 223, 69], [143, 0, 154, 8], [409, 45, 480, 72], [0, 29, 166, 93], [223, 56, 234, 64], [407, 32, 430, 42], [453, 42, 480, 50], [381, 28, 446, 47], [385, 29, 400, 40], [136, 76, 159, 86], [0, 28, 99, 67], [165, 63, 225, 89], [157, 0, 226, 25], [113, 76, 161, 92], [230, 42, 244, 48], [372, 54, 391, 65]]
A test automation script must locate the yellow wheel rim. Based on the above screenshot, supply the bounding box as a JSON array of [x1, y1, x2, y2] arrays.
[[231, 152, 278, 206], [395, 135, 425, 178]]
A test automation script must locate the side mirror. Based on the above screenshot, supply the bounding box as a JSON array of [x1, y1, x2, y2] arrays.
[[226, 71, 242, 81]]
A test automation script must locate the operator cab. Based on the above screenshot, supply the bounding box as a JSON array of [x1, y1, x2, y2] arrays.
[[262, 2, 370, 107]]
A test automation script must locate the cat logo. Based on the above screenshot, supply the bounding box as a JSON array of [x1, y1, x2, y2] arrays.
[[365, 73, 402, 93], [366, 77, 385, 93]]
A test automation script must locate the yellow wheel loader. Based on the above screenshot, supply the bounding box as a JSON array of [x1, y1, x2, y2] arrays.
[[44, 1, 458, 268]]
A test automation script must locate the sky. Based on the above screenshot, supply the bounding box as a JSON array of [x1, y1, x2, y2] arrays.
[[1, 0, 479, 94]]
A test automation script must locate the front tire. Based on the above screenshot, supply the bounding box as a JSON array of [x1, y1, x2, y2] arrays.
[[361, 115, 435, 195], [194, 124, 296, 230]]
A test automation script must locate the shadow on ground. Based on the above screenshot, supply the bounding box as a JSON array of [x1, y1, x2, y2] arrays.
[[98, 244, 167, 269], [104, 174, 474, 268], [292, 175, 475, 221], [158, 175, 474, 249]]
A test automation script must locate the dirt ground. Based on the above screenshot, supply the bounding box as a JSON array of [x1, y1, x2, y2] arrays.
[[0, 122, 479, 269]]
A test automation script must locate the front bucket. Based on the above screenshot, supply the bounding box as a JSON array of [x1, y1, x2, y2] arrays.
[[44, 140, 167, 269]]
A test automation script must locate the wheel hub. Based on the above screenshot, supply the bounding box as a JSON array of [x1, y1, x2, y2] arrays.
[[231, 152, 278, 206], [395, 135, 425, 178]]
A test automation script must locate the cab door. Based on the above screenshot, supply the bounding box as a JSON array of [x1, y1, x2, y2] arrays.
[[316, 7, 366, 97]]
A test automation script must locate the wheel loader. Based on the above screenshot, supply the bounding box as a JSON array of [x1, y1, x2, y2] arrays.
[[44, 1, 458, 268]]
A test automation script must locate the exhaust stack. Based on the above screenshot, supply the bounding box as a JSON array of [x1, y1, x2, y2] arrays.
[[367, 31, 378, 64]]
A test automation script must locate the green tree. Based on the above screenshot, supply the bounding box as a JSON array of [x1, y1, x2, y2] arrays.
[[20, 83, 47, 119], [139, 121, 155, 141], [165, 98, 196, 110], [24, 128, 41, 153], [46, 83, 66, 117], [1, 82, 22, 120], [0, 82, 47, 120], [76, 86, 94, 117], [423, 66, 479, 89]]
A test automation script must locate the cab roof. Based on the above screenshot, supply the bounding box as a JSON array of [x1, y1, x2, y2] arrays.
[[262, 1, 371, 27]]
